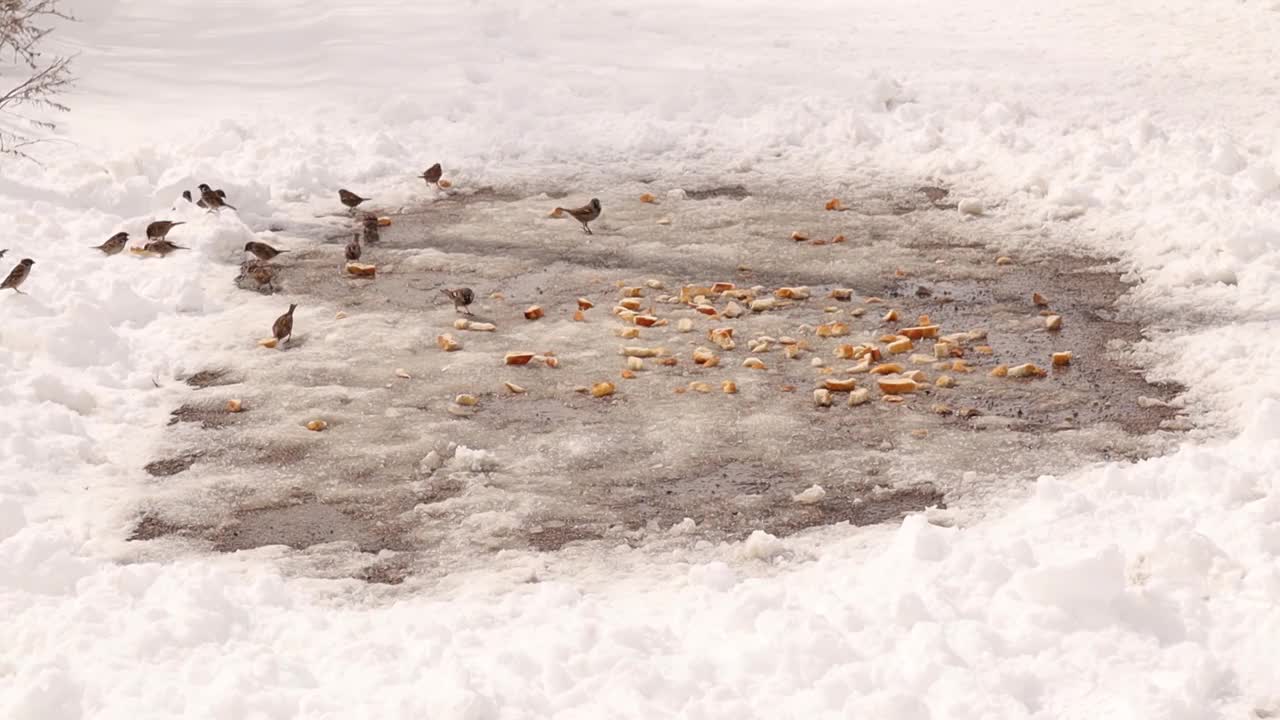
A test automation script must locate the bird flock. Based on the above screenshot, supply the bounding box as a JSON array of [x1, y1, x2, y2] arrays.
[[1, 163, 604, 352]]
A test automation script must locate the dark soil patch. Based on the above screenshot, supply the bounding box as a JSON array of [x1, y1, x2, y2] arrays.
[[144, 452, 204, 477]]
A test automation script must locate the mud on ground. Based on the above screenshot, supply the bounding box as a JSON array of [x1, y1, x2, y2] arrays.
[[133, 182, 1188, 581]]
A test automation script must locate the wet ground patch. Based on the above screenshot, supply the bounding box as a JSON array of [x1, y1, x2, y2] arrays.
[[131, 182, 1187, 580]]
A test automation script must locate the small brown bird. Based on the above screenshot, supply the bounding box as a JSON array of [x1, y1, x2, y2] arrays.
[[339, 189, 369, 213], [146, 220, 185, 241], [244, 241, 287, 261], [93, 232, 129, 256], [144, 240, 188, 256], [442, 287, 474, 314], [273, 303, 297, 344], [554, 198, 602, 235], [1, 258, 34, 294], [0, 248, 8, 259], [419, 163, 442, 186], [345, 233, 362, 262], [182, 190, 193, 203], [192, 188, 225, 208], [199, 183, 236, 211], [361, 214, 380, 244]]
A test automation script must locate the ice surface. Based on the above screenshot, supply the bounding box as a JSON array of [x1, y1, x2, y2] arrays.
[[1, 0, 1279, 716]]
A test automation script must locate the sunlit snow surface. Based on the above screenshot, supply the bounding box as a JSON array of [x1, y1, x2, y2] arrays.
[[2, 0, 1280, 716]]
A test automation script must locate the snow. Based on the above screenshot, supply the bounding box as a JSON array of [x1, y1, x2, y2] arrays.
[[1, 0, 1279, 716]]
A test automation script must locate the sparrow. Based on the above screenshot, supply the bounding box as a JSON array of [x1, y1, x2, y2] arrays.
[[0, 249, 7, 259], [146, 220, 185, 241], [419, 163, 442, 186], [361, 214, 380, 244], [192, 188, 225, 208], [338, 189, 369, 212], [199, 183, 236, 211], [1, 258, 34, 293], [345, 233, 362, 262], [244, 241, 287, 261], [93, 232, 129, 255], [273, 303, 297, 344], [442, 287, 474, 314], [144, 239, 188, 256], [554, 198, 601, 235]]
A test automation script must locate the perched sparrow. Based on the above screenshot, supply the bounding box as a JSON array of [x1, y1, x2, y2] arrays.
[[182, 190, 193, 203], [419, 163, 442, 186], [143, 239, 188, 256], [441, 287, 474, 314], [93, 232, 130, 256], [554, 198, 602, 235], [199, 183, 236, 211], [345, 233, 362, 261], [338, 189, 369, 212], [361, 214, 380, 244], [272, 303, 297, 344], [1, 258, 34, 294], [244, 241, 287, 261], [146, 220, 185, 241], [0, 249, 7, 259]]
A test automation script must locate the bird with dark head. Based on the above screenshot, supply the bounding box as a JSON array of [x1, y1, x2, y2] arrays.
[[554, 198, 602, 235], [182, 190, 193, 203], [273, 303, 297, 344], [420, 163, 442, 186], [93, 232, 130, 256], [144, 240, 188, 257], [146, 220, 185, 241], [244, 241, 287, 261], [442, 287, 474, 314], [338, 189, 369, 213], [1, 258, 34, 294], [198, 183, 236, 212], [345, 233, 362, 262], [361, 214, 380, 244]]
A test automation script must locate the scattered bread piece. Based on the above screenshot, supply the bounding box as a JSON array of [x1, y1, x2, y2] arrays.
[[524, 305, 544, 320], [1033, 292, 1049, 306], [877, 377, 920, 395], [639, 192, 657, 204], [306, 420, 328, 432], [345, 262, 376, 277], [990, 364, 1009, 377], [226, 399, 243, 413], [722, 380, 738, 394], [591, 382, 616, 398], [577, 298, 595, 311], [437, 334, 461, 351], [1052, 351, 1072, 367], [1045, 315, 1063, 331], [846, 388, 871, 406], [1008, 363, 1047, 378], [504, 382, 526, 394], [791, 231, 809, 242]]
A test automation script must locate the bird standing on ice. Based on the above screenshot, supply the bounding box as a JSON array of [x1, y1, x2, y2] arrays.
[[244, 241, 288, 261], [442, 287, 474, 314], [273, 303, 297, 345], [339, 189, 369, 214], [554, 198, 601, 234]]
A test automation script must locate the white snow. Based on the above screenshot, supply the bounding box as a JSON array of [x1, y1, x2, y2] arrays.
[[1, 0, 1279, 716]]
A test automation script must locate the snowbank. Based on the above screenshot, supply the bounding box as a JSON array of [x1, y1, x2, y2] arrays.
[[1, 0, 1278, 715]]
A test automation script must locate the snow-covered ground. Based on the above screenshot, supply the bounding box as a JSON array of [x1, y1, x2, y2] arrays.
[[2, 0, 1279, 716]]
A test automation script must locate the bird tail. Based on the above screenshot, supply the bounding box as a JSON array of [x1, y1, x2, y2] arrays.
[[172, 222, 187, 227], [288, 303, 298, 313]]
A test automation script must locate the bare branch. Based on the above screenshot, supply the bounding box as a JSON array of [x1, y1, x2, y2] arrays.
[[0, 0, 74, 159], [0, 0, 74, 68]]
